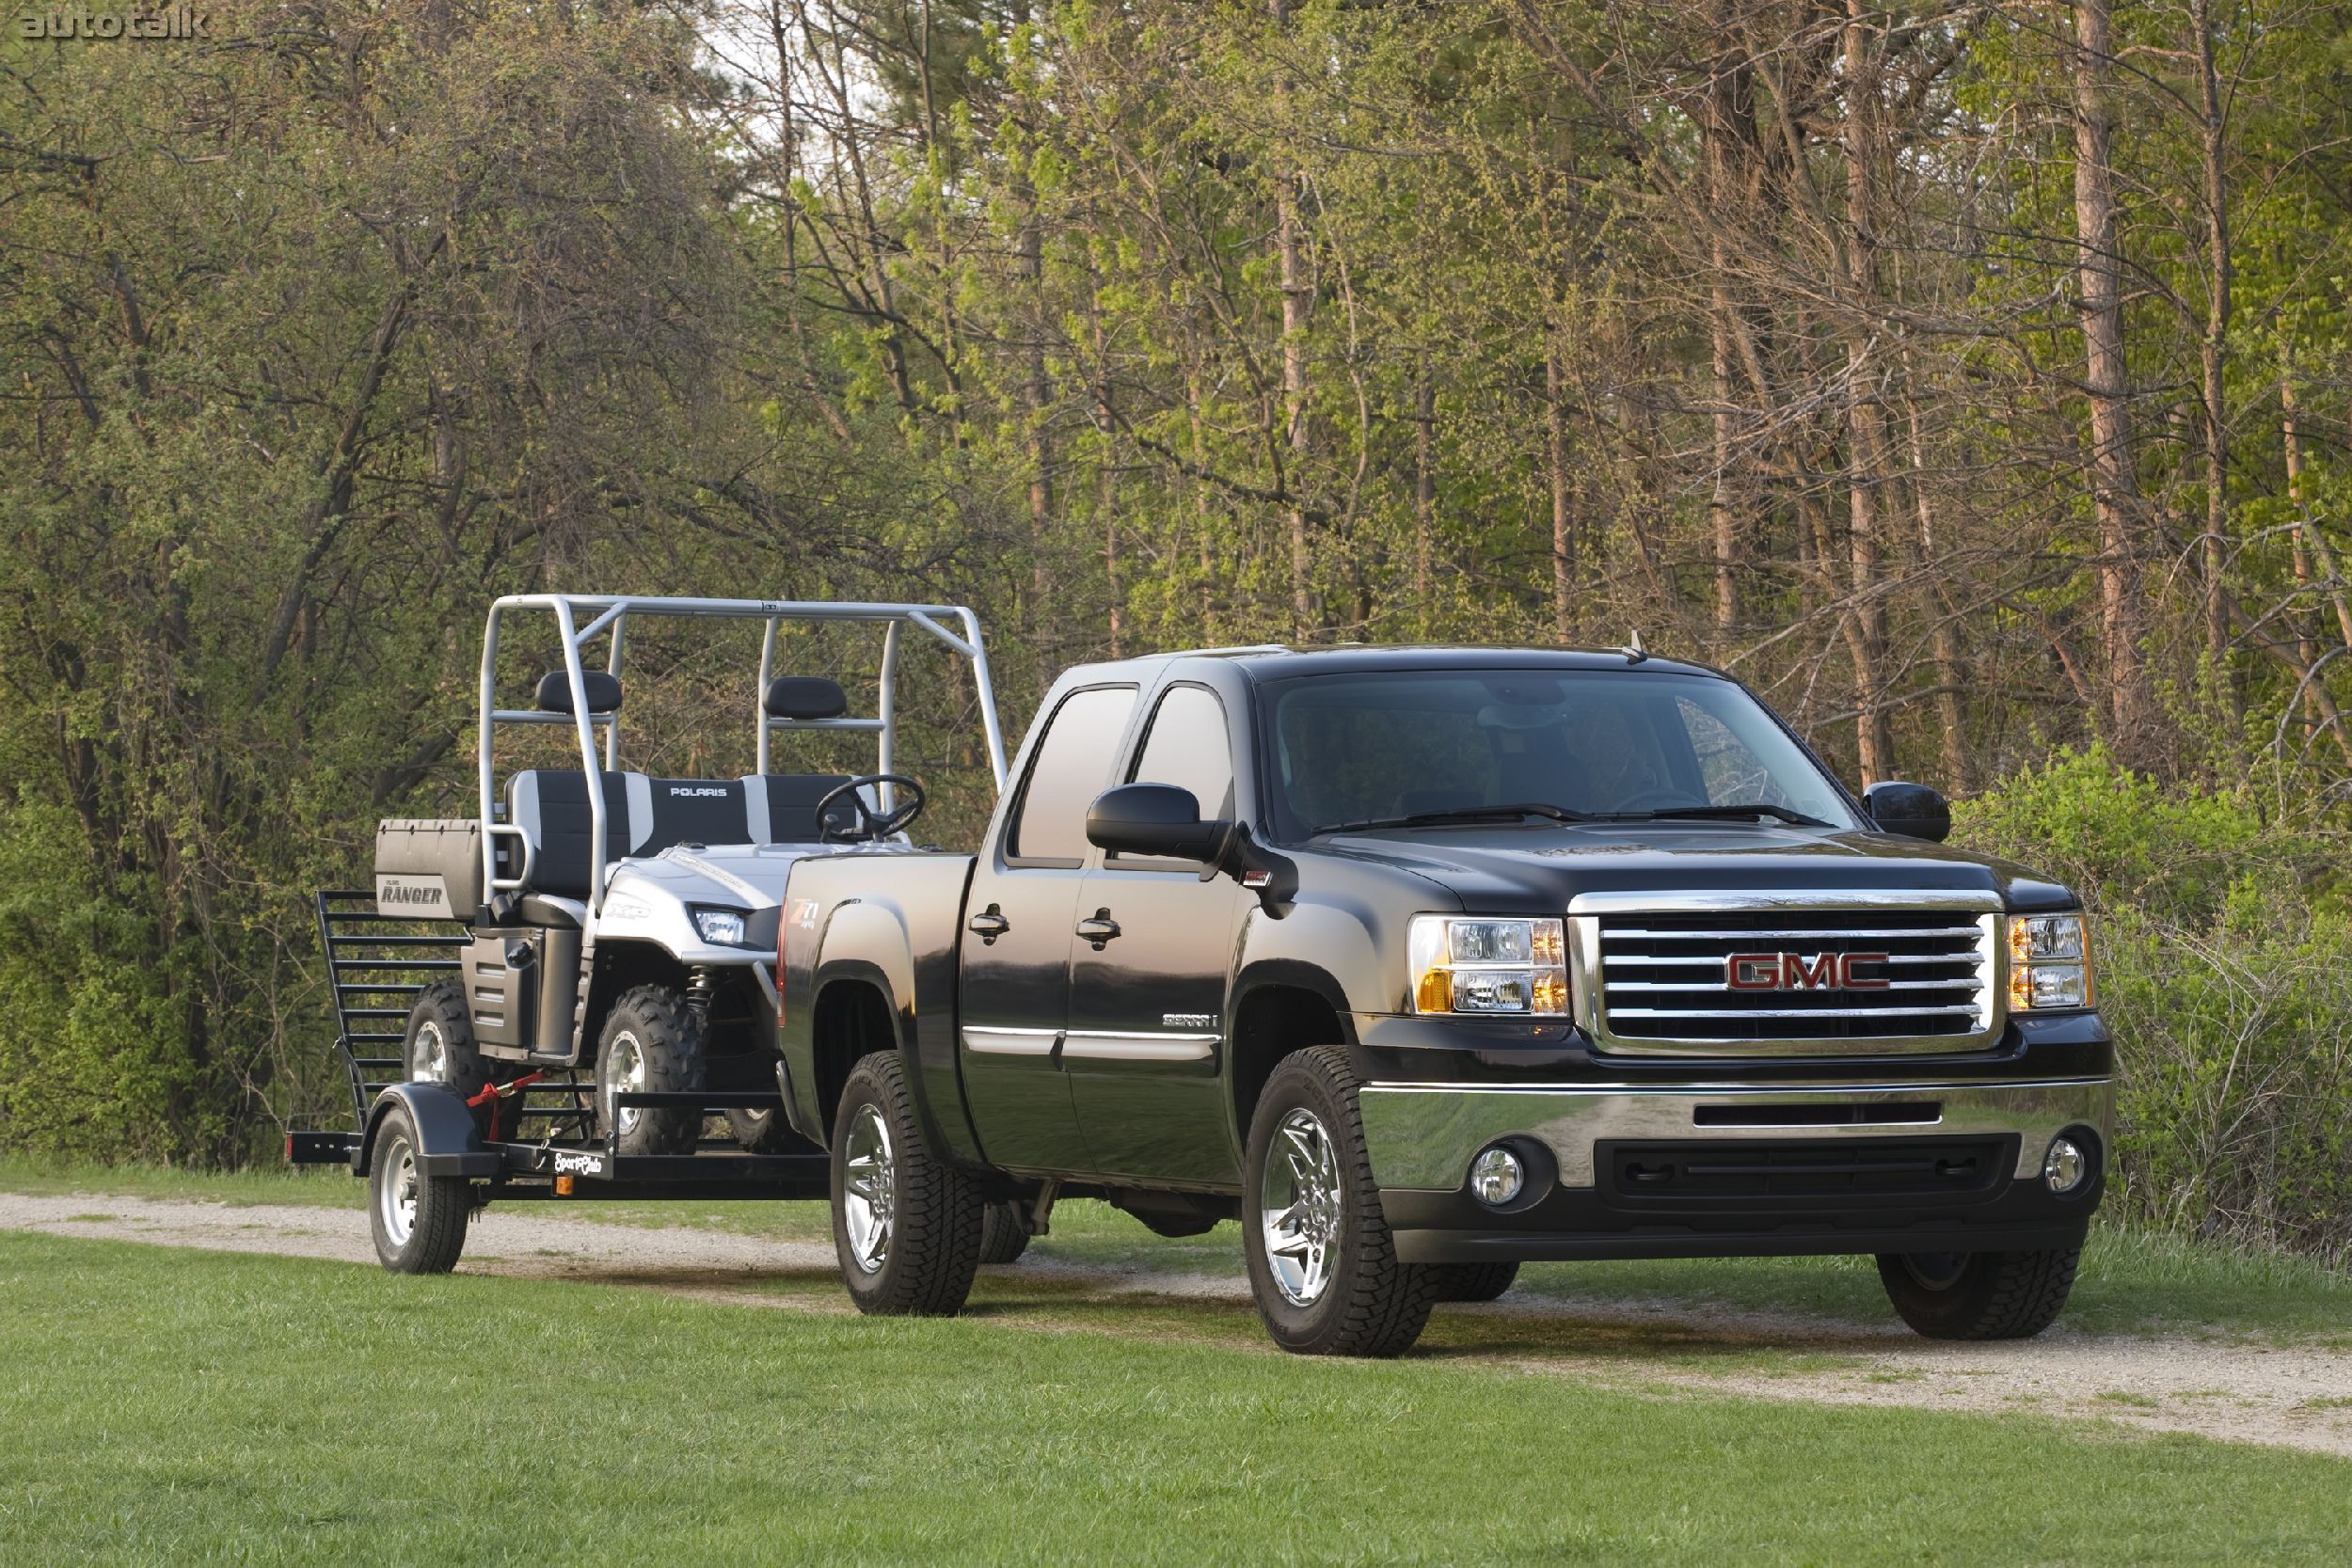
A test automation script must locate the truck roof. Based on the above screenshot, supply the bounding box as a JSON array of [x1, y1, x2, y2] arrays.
[[1067, 644, 1731, 685]]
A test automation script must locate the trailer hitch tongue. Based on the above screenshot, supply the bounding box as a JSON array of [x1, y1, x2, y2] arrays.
[[465, 1070, 545, 1142]]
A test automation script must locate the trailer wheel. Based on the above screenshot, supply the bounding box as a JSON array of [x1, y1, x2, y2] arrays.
[[596, 986, 706, 1157], [369, 1103, 470, 1274], [1429, 1261, 1520, 1303], [1243, 1046, 1436, 1357], [831, 1053, 985, 1315], [977, 1201, 1030, 1265], [1877, 1247, 2080, 1339]]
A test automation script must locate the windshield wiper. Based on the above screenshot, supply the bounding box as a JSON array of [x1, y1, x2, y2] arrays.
[[1610, 802, 1834, 828], [1311, 802, 1596, 835]]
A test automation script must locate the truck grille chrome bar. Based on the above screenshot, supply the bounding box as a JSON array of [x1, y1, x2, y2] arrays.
[[1567, 890, 2003, 1058]]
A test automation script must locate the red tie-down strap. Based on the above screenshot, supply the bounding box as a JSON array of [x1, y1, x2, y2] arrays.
[[466, 1071, 545, 1141]]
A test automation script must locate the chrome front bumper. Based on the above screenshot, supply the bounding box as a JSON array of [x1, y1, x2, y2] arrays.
[[1358, 1076, 2116, 1192]]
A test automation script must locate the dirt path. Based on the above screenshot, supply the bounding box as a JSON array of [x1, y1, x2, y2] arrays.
[[8, 1192, 2350, 1459]]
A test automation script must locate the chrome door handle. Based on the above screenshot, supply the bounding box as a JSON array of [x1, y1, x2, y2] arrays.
[[1075, 910, 1121, 949], [967, 908, 1009, 942]]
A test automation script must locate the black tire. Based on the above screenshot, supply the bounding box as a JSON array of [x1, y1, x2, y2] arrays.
[[404, 979, 490, 1099], [1876, 1246, 2081, 1339], [831, 1053, 985, 1315], [368, 1102, 470, 1274], [1429, 1261, 1520, 1303], [1242, 1045, 1437, 1357], [978, 1201, 1031, 1265], [596, 986, 706, 1157], [405, 981, 519, 1136], [726, 1101, 818, 1155]]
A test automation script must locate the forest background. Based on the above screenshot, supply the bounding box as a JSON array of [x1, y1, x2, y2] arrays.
[[4, 0, 2350, 1259]]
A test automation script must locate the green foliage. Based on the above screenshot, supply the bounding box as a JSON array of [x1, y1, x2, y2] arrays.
[[1958, 753, 2352, 1257]]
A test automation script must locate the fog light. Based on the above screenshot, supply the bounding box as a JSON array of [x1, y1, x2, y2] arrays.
[[1470, 1147, 1525, 1208], [2043, 1135, 2088, 1195]]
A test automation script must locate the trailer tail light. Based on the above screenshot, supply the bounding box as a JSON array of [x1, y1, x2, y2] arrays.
[[555, 1175, 576, 1197]]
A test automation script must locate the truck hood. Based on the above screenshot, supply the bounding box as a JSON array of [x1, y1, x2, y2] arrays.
[[1310, 822, 2076, 913]]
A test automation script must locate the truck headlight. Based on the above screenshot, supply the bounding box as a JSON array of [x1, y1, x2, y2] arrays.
[[691, 906, 755, 948], [2008, 913, 2091, 1010], [1408, 916, 1568, 1017]]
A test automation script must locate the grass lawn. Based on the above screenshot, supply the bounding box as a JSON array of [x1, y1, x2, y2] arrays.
[[8, 1155, 2349, 1343], [1, 1231, 2346, 1566]]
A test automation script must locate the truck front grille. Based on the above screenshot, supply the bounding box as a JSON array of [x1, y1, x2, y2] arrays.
[[1579, 899, 2000, 1056]]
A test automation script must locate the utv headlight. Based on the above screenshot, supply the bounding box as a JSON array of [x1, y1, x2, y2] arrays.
[[2008, 913, 2091, 1010], [691, 906, 755, 948], [1408, 916, 1568, 1017]]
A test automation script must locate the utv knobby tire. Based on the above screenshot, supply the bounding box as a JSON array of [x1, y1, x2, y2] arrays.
[[596, 986, 707, 1157], [726, 1102, 819, 1156], [977, 1201, 1031, 1265], [831, 1053, 985, 1315], [1242, 1045, 1437, 1358], [1429, 1261, 1520, 1304], [1877, 1246, 2080, 1339], [369, 1103, 470, 1274], [405, 980, 490, 1099]]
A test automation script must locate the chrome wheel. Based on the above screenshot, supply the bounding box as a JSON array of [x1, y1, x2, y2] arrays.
[[840, 1102, 896, 1274], [377, 1133, 419, 1250], [1260, 1107, 1343, 1306], [603, 1029, 647, 1136], [410, 1022, 448, 1083]]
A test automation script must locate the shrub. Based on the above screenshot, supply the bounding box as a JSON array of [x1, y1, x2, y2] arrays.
[[1955, 749, 2352, 1262]]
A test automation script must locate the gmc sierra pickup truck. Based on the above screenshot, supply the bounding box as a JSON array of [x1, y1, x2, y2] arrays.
[[775, 647, 2112, 1356]]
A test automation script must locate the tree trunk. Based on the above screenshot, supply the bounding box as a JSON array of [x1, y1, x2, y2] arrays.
[[2191, 0, 2233, 671], [2071, 0, 2155, 756], [1546, 343, 1574, 643], [1841, 0, 1896, 784], [1271, 0, 1314, 640]]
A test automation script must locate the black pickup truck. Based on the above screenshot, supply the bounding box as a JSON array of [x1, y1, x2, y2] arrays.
[[775, 647, 2112, 1356]]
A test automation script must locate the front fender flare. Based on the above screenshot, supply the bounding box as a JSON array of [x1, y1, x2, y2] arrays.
[[358, 1083, 499, 1179]]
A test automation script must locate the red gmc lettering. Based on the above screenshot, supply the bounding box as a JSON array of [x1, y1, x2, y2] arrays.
[[1724, 952, 1891, 990]]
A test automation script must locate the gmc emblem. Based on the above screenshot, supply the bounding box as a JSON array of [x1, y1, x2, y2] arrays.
[[1724, 952, 1890, 990]]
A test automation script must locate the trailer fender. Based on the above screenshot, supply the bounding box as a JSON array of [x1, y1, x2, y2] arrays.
[[358, 1083, 501, 1179]]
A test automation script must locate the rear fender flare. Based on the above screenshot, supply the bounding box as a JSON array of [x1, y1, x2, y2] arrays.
[[358, 1083, 500, 1179]]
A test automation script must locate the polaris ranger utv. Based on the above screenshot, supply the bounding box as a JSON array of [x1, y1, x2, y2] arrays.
[[290, 594, 1010, 1273]]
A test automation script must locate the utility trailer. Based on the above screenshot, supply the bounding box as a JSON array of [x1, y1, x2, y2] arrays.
[[287, 594, 1011, 1272]]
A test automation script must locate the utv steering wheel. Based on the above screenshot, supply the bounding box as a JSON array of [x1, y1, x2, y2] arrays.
[[815, 775, 928, 843]]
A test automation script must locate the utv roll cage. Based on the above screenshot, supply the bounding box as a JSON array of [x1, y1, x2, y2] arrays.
[[476, 594, 1009, 912]]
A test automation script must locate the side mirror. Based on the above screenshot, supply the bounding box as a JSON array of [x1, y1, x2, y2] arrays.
[[1086, 784, 1233, 862], [1865, 781, 1951, 843]]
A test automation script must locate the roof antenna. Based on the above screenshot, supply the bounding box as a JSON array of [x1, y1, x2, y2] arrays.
[[1619, 628, 1648, 664]]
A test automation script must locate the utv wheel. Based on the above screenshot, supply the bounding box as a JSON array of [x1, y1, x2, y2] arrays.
[[596, 986, 707, 1157], [831, 1053, 985, 1315], [405, 980, 490, 1099], [369, 1103, 470, 1274], [726, 1102, 818, 1156], [1429, 1261, 1520, 1304], [1877, 1246, 2080, 1339], [1243, 1045, 1436, 1357], [978, 1201, 1030, 1265]]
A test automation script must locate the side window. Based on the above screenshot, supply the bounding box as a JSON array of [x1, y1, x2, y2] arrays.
[[1008, 687, 1138, 862], [1122, 686, 1234, 857]]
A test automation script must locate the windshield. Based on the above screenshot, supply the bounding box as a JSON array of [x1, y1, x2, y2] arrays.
[[1260, 668, 1862, 840]]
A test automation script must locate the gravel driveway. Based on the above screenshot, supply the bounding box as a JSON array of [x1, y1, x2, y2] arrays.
[[8, 1191, 2349, 1459]]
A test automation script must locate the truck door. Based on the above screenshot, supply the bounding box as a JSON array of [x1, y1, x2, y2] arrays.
[[1067, 683, 1251, 1185], [955, 684, 1138, 1177]]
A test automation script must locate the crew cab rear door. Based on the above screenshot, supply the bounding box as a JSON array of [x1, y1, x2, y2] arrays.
[[954, 684, 1137, 1177], [1066, 682, 1251, 1185]]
